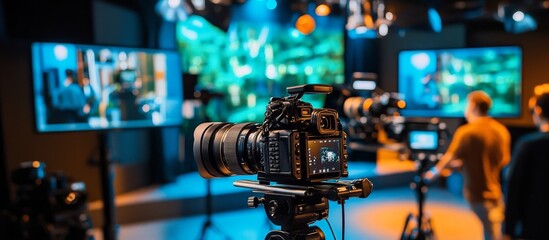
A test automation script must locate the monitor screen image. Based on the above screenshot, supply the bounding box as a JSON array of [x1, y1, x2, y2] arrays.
[[398, 46, 522, 118], [32, 42, 183, 132], [408, 130, 439, 151], [176, 2, 345, 122]]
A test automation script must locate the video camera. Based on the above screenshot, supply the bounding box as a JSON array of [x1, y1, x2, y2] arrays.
[[6, 161, 94, 240], [193, 84, 348, 184], [193, 84, 374, 239], [403, 119, 449, 162], [340, 90, 406, 144]]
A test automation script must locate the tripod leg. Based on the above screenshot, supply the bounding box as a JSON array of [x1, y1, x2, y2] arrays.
[[423, 215, 434, 240], [210, 223, 231, 240], [197, 179, 231, 240], [401, 213, 413, 240]]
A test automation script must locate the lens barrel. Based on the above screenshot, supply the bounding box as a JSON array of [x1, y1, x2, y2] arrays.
[[343, 96, 372, 119], [193, 122, 261, 178]]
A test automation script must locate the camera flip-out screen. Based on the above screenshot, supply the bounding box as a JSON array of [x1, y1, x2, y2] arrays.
[[307, 138, 341, 176], [408, 130, 439, 151]]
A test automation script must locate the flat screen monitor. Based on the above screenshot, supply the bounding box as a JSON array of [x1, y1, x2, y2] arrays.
[[398, 46, 522, 118], [32, 42, 183, 132], [408, 130, 439, 151], [176, 2, 345, 122]]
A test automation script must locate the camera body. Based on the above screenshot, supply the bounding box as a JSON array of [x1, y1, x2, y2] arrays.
[[7, 161, 93, 240], [257, 86, 348, 183], [404, 119, 449, 162], [193, 84, 349, 184]]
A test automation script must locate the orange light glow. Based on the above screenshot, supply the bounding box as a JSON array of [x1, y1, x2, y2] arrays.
[[65, 192, 77, 204], [397, 100, 406, 109], [295, 14, 316, 35], [315, 4, 331, 16], [529, 96, 537, 109], [364, 15, 375, 29], [534, 83, 549, 96], [363, 98, 374, 110], [32, 161, 41, 168]]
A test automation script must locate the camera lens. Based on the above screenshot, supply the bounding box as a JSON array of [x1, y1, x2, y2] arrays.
[[193, 122, 262, 178], [343, 97, 372, 119]]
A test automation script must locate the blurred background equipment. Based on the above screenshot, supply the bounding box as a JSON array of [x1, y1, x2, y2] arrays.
[[325, 72, 406, 161], [400, 119, 449, 240], [5, 161, 94, 240], [346, 0, 395, 38]]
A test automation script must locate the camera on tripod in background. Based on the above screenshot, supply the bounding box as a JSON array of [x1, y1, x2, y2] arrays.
[[404, 119, 450, 164], [400, 119, 450, 240], [6, 161, 94, 240], [324, 72, 407, 145]]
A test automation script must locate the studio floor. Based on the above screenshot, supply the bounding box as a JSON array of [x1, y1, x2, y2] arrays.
[[93, 185, 483, 240]]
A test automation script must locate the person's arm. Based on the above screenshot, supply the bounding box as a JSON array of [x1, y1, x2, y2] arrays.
[[504, 139, 530, 237], [424, 127, 464, 181], [500, 128, 512, 169]]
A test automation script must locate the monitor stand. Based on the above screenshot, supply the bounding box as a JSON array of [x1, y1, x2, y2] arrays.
[[98, 132, 118, 240]]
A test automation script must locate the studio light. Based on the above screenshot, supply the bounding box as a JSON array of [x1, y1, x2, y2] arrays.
[[266, 0, 277, 10], [315, 3, 331, 16], [496, 3, 538, 34], [427, 7, 442, 33], [346, 0, 394, 39], [191, 0, 206, 10], [512, 10, 525, 22], [156, 0, 192, 22], [295, 14, 316, 35]]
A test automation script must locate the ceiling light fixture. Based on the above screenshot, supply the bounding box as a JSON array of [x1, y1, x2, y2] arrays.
[[156, 0, 192, 22], [346, 0, 394, 39]]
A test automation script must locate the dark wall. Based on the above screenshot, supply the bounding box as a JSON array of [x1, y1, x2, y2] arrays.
[[0, 0, 6, 41], [93, 0, 143, 47], [0, 95, 8, 210], [345, 38, 379, 82], [0, 0, 8, 210], [2, 0, 94, 43]]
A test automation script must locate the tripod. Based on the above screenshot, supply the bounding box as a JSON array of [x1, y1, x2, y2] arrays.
[[198, 179, 230, 240], [255, 193, 329, 240], [401, 156, 435, 240], [235, 178, 373, 240]]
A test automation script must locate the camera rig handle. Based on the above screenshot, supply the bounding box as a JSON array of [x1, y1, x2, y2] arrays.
[[286, 84, 333, 99]]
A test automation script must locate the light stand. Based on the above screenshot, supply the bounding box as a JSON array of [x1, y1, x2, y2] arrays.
[[198, 179, 230, 240]]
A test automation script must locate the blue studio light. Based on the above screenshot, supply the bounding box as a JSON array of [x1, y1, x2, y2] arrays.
[[347, 26, 378, 39], [428, 8, 442, 33], [505, 10, 537, 34], [266, 0, 277, 10]]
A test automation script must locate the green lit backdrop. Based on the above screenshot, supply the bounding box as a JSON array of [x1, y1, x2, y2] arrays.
[[176, 1, 344, 122]]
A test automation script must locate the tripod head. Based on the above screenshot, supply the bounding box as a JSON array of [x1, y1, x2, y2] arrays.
[[234, 179, 373, 240]]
